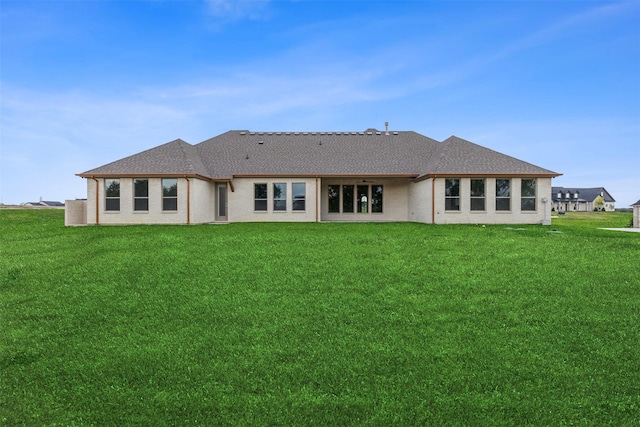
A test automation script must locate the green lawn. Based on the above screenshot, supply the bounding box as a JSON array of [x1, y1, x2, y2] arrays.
[[1, 210, 638, 426]]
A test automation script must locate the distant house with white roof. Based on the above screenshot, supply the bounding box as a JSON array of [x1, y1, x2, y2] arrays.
[[22, 198, 65, 208]]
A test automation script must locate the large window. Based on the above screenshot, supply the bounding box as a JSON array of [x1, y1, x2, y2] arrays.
[[445, 179, 460, 211], [254, 183, 267, 211], [134, 179, 148, 211], [521, 179, 536, 211], [328, 184, 383, 214], [105, 179, 120, 211], [496, 179, 511, 211], [470, 179, 485, 211], [162, 178, 178, 211], [342, 185, 354, 213], [328, 185, 340, 213], [371, 185, 383, 213], [292, 183, 306, 211], [273, 183, 287, 211]]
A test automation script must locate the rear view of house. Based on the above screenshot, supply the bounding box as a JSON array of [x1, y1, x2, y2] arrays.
[[67, 128, 561, 226]]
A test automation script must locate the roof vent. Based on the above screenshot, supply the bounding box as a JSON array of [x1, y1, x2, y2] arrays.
[[258, 140, 264, 145], [393, 131, 399, 135], [367, 132, 373, 135], [240, 131, 246, 135], [376, 131, 381, 135], [385, 121, 390, 136]]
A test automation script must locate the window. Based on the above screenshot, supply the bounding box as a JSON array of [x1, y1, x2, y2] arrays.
[[445, 179, 460, 211], [470, 179, 485, 211], [292, 183, 306, 211], [357, 185, 368, 213], [496, 179, 511, 211], [273, 183, 286, 211], [328, 185, 340, 213], [254, 183, 267, 211], [105, 179, 120, 211], [162, 178, 178, 211], [371, 185, 383, 213], [342, 185, 354, 213], [521, 179, 536, 211], [134, 179, 148, 211]]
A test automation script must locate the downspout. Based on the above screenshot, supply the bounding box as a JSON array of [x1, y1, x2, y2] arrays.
[[91, 176, 99, 225], [315, 176, 319, 222], [184, 176, 191, 225], [431, 176, 436, 224]]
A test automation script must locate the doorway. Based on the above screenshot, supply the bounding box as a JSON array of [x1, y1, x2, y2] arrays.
[[216, 183, 227, 221]]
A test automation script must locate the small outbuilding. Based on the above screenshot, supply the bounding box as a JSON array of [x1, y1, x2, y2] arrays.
[[632, 199, 640, 229]]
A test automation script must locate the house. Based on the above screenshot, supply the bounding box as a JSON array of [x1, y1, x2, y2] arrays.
[[67, 128, 561, 226], [551, 187, 615, 212], [22, 198, 65, 208], [632, 199, 640, 228]]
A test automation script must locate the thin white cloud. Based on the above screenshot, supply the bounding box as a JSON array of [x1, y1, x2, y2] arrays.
[[419, 1, 640, 91], [0, 85, 199, 204], [205, 0, 271, 20]]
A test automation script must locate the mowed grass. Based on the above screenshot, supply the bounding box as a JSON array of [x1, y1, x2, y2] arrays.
[[1, 210, 638, 426]]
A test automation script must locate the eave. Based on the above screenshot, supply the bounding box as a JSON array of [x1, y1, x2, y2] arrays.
[[76, 173, 214, 181], [413, 172, 563, 183]]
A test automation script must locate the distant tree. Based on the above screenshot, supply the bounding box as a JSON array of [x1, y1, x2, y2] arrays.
[[594, 195, 605, 211]]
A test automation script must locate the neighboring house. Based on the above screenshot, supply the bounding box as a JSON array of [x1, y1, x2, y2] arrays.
[[22, 199, 65, 208], [632, 199, 640, 228], [68, 128, 561, 226], [551, 187, 615, 212]]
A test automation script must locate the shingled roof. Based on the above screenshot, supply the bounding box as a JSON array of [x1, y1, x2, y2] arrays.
[[79, 138, 210, 178], [78, 129, 560, 179], [552, 187, 615, 203]]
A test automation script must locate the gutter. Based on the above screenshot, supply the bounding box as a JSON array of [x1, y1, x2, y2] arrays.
[[184, 176, 191, 225], [431, 176, 436, 224], [315, 176, 319, 223]]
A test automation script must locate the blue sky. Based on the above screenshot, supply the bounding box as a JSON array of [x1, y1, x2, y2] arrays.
[[1, 0, 639, 207]]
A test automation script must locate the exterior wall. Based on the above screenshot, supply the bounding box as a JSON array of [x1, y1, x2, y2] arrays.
[[633, 205, 640, 228], [434, 177, 553, 225], [408, 178, 433, 224], [65, 200, 87, 226], [320, 178, 410, 222], [191, 178, 215, 224], [228, 177, 318, 222], [85, 177, 211, 225], [79, 175, 555, 225]]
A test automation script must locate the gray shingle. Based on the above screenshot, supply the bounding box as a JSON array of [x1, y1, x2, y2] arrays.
[[80, 139, 210, 177], [79, 130, 560, 179], [428, 136, 559, 176]]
